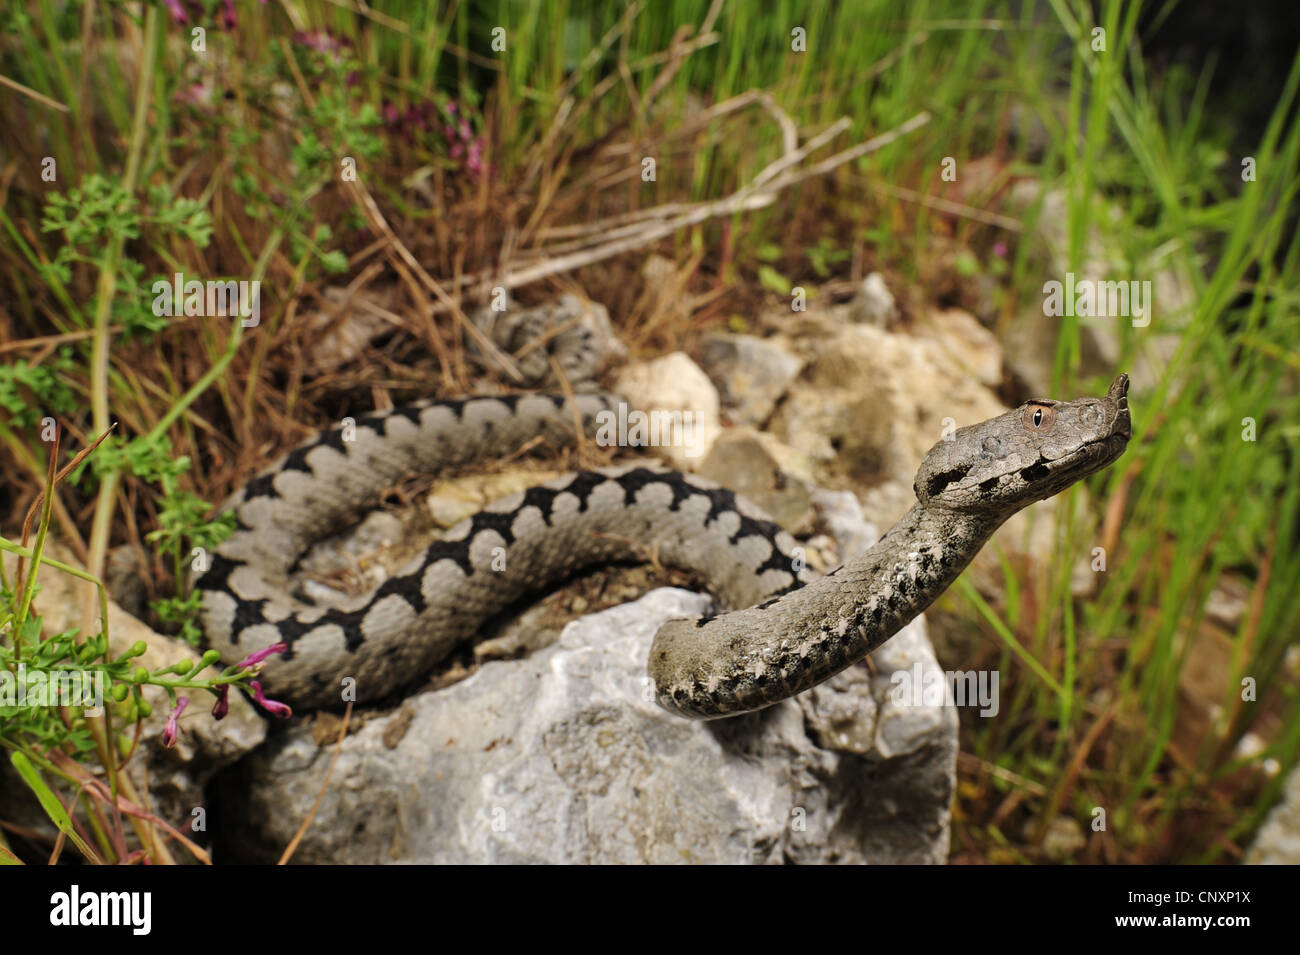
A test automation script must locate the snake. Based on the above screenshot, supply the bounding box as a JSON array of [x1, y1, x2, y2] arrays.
[[195, 374, 1131, 719]]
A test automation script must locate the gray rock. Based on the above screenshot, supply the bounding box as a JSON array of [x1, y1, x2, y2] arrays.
[[299, 510, 407, 606], [810, 487, 878, 562], [221, 588, 956, 864], [1247, 762, 1300, 864], [914, 307, 1003, 389], [613, 351, 722, 466], [697, 427, 816, 534], [698, 332, 804, 426], [848, 272, 899, 327], [105, 544, 147, 618]]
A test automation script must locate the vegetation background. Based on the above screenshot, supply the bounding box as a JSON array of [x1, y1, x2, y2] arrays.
[[0, 0, 1297, 864]]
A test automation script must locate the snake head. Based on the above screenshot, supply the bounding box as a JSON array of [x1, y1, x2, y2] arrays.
[[915, 374, 1131, 513]]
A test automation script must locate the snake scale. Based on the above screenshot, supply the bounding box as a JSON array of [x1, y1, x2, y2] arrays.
[[196, 374, 1131, 719]]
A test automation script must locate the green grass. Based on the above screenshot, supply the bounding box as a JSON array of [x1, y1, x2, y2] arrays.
[[0, 0, 1296, 863]]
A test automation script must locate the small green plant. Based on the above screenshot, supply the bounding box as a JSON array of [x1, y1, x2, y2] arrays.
[[0, 348, 78, 430], [35, 174, 212, 341], [86, 432, 236, 645], [806, 235, 850, 278], [0, 436, 288, 865]]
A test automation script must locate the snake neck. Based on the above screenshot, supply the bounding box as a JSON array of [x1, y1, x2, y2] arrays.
[[648, 498, 1010, 719], [852, 501, 1007, 613]]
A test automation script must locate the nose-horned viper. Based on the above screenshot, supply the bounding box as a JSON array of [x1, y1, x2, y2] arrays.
[[197, 375, 1131, 718]]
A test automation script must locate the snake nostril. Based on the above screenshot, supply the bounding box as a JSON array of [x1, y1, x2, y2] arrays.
[[926, 464, 970, 497], [1021, 462, 1050, 482]]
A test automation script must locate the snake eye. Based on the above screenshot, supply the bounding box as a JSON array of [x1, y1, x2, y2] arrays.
[[1022, 404, 1056, 432]]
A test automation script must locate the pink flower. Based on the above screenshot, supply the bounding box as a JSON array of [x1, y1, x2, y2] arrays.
[[250, 681, 292, 718], [237, 642, 288, 670], [175, 82, 213, 108], [162, 697, 189, 748], [993, 241, 1008, 258], [292, 29, 348, 59], [211, 685, 230, 721], [466, 140, 484, 179], [168, 0, 266, 32]]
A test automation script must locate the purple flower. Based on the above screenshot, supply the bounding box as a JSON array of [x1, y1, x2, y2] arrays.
[[237, 642, 288, 670], [380, 98, 486, 179], [162, 697, 189, 748], [167, 0, 265, 32], [175, 81, 213, 108], [466, 140, 484, 179], [250, 681, 293, 719], [211, 685, 230, 721], [164, 0, 188, 24], [292, 29, 349, 60]]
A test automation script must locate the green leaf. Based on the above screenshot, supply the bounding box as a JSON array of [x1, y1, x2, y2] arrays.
[[319, 249, 349, 274], [8, 751, 98, 861], [757, 265, 791, 295]]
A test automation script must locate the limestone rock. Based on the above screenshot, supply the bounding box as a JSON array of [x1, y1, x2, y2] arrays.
[[424, 468, 564, 529], [218, 588, 956, 864], [849, 272, 899, 327], [613, 351, 721, 466], [772, 320, 1006, 491], [698, 332, 804, 426], [915, 307, 1003, 389], [767, 313, 1062, 607], [697, 428, 815, 534], [810, 487, 878, 563]]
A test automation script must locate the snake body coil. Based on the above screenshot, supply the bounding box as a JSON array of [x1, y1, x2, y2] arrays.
[[197, 377, 1130, 719]]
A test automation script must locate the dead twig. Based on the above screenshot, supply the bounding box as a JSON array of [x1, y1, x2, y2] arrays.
[[279, 700, 353, 864]]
